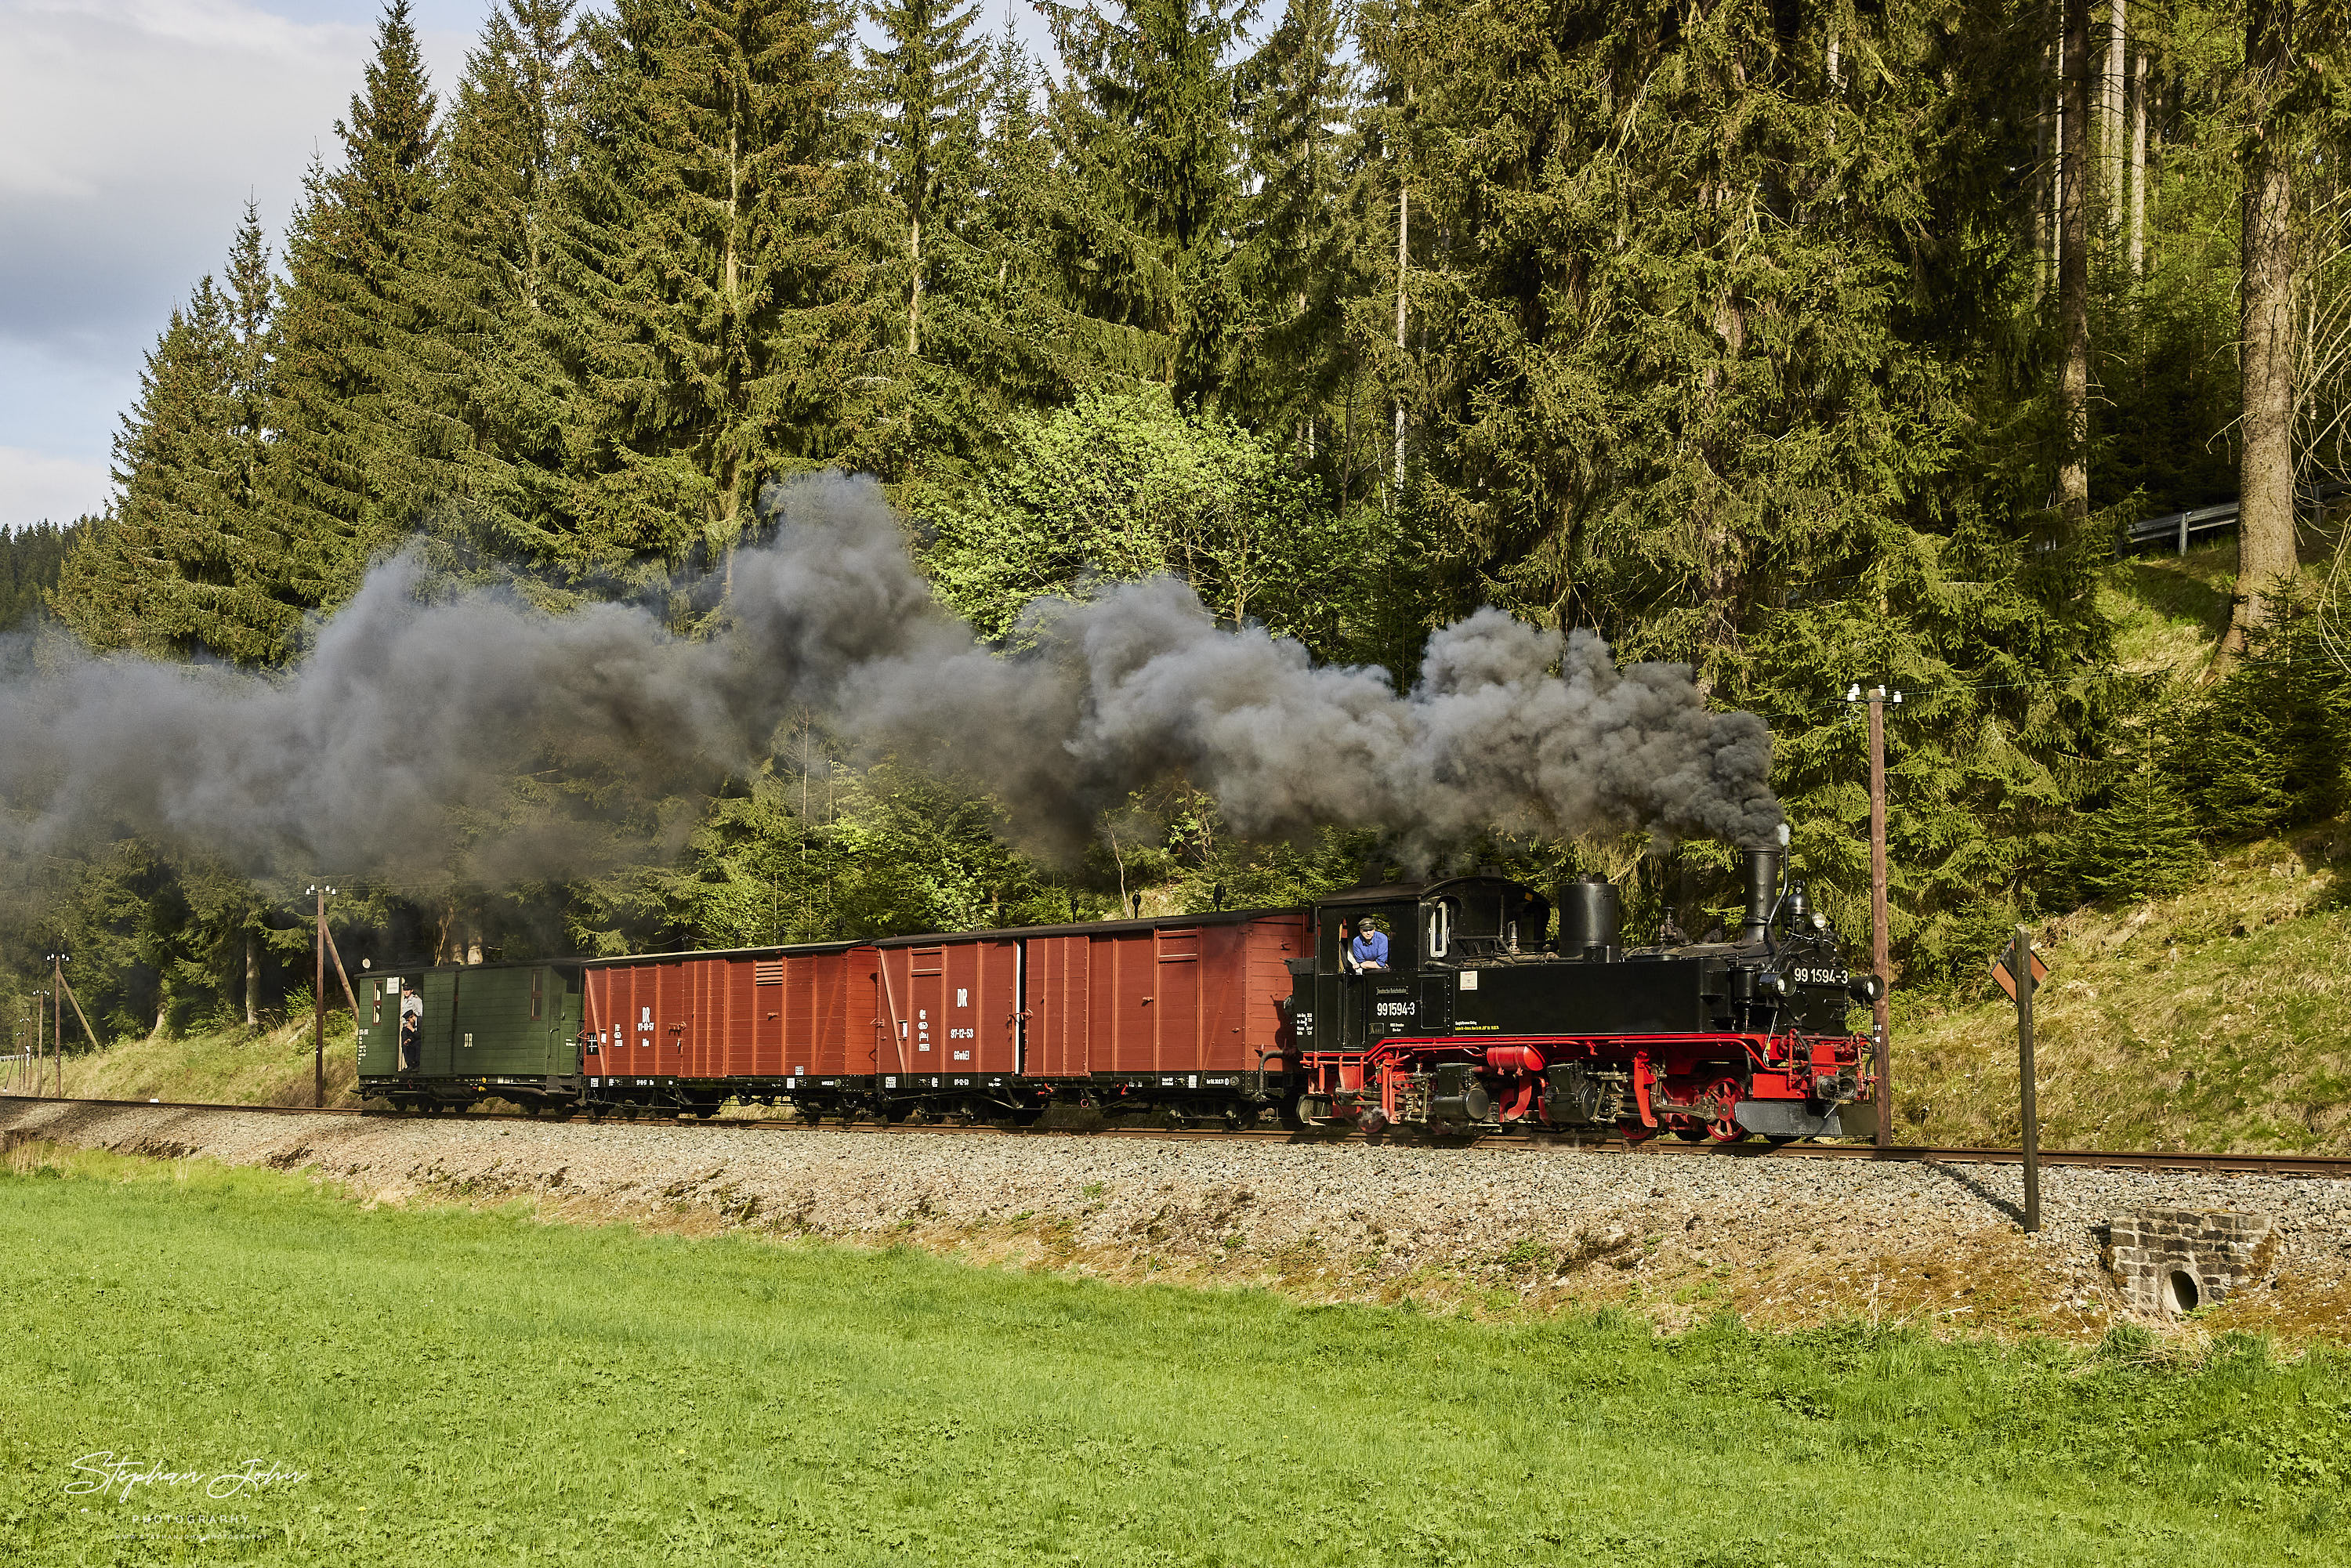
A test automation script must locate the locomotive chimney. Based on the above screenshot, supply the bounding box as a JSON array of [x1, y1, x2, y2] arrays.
[[1738, 824, 1789, 943], [1557, 875, 1621, 960]]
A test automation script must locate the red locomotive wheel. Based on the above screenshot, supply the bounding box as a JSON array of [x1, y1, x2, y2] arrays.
[[1703, 1077, 1747, 1144], [1620, 1124, 1657, 1146]]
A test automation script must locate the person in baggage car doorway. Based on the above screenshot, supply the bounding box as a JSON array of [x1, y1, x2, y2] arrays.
[[398, 990, 422, 1073], [1349, 916, 1390, 972]]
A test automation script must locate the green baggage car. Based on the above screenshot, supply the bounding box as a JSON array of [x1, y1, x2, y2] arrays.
[[356, 962, 587, 1114]]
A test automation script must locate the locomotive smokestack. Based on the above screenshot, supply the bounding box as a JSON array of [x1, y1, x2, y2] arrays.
[[1739, 824, 1789, 943]]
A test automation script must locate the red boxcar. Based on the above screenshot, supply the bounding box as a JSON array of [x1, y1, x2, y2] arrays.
[[584, 943, 875, 1104], [1021, 914, 1307, 1081]]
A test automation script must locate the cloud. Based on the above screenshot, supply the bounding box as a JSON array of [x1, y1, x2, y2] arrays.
[[0, 444, 110, 528], [0, 0, 470, 505]]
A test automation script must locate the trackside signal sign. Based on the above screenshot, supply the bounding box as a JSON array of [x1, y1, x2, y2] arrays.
[[1989, 947, 2050, 1001]]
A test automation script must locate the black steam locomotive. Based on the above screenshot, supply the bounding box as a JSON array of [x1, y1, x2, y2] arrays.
[[1287, 840, 1880, 1143]]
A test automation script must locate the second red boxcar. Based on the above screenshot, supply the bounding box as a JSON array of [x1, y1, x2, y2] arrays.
[[584, 942, 875, 1109]]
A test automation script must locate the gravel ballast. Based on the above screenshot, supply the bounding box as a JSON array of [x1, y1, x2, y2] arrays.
[[7, 1098, 2346, 1340]]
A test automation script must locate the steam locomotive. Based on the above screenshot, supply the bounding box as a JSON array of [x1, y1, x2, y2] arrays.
[[355, 840, 1878, 1143]]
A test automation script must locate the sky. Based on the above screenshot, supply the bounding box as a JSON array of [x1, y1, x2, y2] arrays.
[[0, 0, 1054, 533]]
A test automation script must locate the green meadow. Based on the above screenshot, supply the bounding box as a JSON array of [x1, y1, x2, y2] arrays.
[[2, 1143, 2345, 1566]]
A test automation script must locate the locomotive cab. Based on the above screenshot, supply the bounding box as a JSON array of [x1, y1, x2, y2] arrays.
[[1301, 877, 1546, 1055]]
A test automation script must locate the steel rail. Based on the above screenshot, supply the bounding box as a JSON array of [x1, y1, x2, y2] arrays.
[[7, 1092, 2349, 1178]]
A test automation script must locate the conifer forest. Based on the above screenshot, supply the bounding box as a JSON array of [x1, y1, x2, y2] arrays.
[[6, 0, 2351, 1040]]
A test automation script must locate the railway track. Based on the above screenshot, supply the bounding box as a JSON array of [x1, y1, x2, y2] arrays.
[[8, 1092, 2349, 1179]]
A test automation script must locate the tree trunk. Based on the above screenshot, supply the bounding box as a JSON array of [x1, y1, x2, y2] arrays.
[[1393, 181, 1407, 497], [2059, 0, 2092, 532], [908, 205, 924, 357], [245, 934, 259, 1028], [2104, 0, 2127, 223], [2034, 44, 2053, 297], [2129, 47, 2149, 277], [2231, 0, 2300, 660]]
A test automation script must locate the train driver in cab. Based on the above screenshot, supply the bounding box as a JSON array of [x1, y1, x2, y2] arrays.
[[1348, 915, 1391, 972]]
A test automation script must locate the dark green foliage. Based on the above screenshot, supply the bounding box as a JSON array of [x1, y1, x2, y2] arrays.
[[2062, 704, 2208, 904], [955, 31, 1094, 414], [856, 0, 1000, 483], [2180, 595, 2351, 838], [0, 520, 82, 632], [1043, 0, 1257, 404], [0, 844, 307, 1042], [1229, 0, 1355, 435], [58, 211, 295, 664], [563, 0, 873, 570], [270, 0, 442, 605], [403, 0, 585, 563]]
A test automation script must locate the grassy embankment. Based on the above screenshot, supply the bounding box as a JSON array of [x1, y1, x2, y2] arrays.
[[2, 1139, 2346, 1567], [7, 1012, 362, 1110], [1889, 540, 2351, 1153]]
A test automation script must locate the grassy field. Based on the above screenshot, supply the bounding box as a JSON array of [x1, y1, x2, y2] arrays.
[[2, 1142, 2345, 1566]]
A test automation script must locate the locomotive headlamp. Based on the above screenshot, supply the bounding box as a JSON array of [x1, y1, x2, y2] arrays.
[[1811, 911, 1829, 932]]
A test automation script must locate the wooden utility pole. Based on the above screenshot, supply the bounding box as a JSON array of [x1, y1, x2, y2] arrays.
[[49, 952, 66, 1098], [310, 884, 331, 1108], [1867, 690, 1893, 1146], [33, 989, 45, 1098], [2013, 925, 2042, 1234]]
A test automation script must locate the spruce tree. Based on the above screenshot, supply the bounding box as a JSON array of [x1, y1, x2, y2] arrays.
[[1, 519, 82, 632], [56, 213, 294, 664], [2183, 592, 2351, 837], [270, 0, 440, 606], [406, 0, 583, 562], [2067, 719, 2205, 903], [1357, 0, 2120, 978], [1230, 0, 1357, 440], [864, 0, 984, 364], [962, 29, 1089, 409], [858, 0, 993, 480], [1042, 0, 1256, 404], [565, 0, 874, 570]]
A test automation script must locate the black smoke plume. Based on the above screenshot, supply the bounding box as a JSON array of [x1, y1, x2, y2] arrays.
[[0, 476, 1781, 878]]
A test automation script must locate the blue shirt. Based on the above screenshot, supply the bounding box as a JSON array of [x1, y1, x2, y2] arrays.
[[1349, 929, 1389, 968]]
